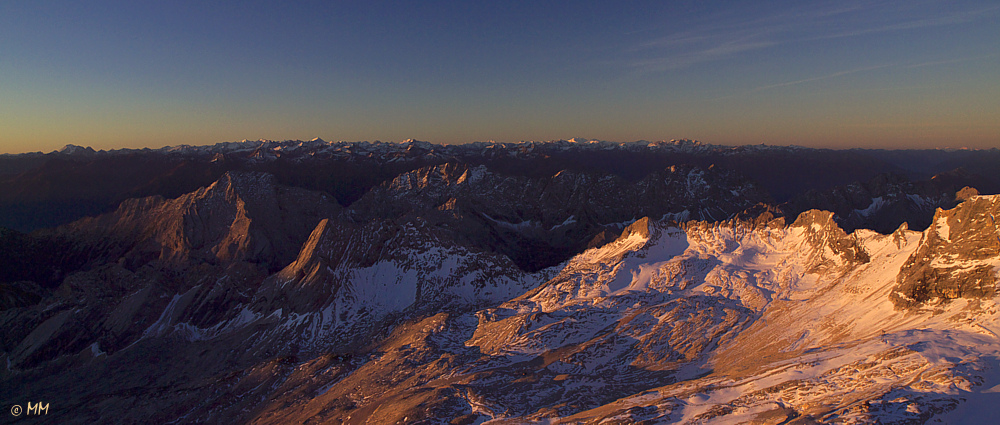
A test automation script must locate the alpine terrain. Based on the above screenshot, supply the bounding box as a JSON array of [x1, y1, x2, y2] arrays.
[[3, 139, 1000, 424]]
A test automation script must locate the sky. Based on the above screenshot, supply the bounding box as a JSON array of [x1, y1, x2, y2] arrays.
[[1, 0, 998, 154]]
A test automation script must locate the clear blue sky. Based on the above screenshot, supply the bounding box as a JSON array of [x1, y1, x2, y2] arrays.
[[1, 0, 998, 153]]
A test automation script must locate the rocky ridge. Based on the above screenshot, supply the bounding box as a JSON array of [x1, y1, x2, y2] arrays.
[[892, 195, 1000, 309], [349, 162, 770, 271], [5, 138, 999, 234], [56, 171, 341, 272], [781, 170, 990, 234]]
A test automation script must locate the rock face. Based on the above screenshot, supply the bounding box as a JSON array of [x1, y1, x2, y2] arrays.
[[247, 216, 539, 353], [891, 195, 1000, 309], [60, 171, 341, 271], [788, 209, 871, 273], [0, 172, 344, 377]]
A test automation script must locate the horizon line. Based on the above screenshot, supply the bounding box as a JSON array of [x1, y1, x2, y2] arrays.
[[3, 137, 995, 156]]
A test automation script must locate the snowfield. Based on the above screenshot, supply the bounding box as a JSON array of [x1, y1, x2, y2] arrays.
[[455, 197, 1000, 423]]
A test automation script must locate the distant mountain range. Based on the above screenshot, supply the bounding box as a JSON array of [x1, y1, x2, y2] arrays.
[[3, 139, 1000, 423]]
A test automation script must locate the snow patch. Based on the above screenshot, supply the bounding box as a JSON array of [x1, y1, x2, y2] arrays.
[[855, 196, 885, 217]]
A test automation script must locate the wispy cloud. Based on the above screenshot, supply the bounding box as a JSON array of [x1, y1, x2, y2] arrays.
[[903, 54, 998, 69], [810, 4, 1000, 40], [627, 2, 1000, 73], [744, 64, 894, 94], [719, 52, 994, 98], [630, 37, 777, 72]]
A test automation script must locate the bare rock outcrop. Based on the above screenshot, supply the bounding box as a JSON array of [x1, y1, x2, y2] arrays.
[[891, 195, 1000, 309], [59, 171, 341, 271]]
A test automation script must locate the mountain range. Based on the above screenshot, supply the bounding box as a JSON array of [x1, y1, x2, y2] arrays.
[[3, 139, 1000, 424]]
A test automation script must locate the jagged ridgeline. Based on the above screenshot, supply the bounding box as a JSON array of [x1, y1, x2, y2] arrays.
[[2, 139, 998, 233], [3, 139, 1000, 424]]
